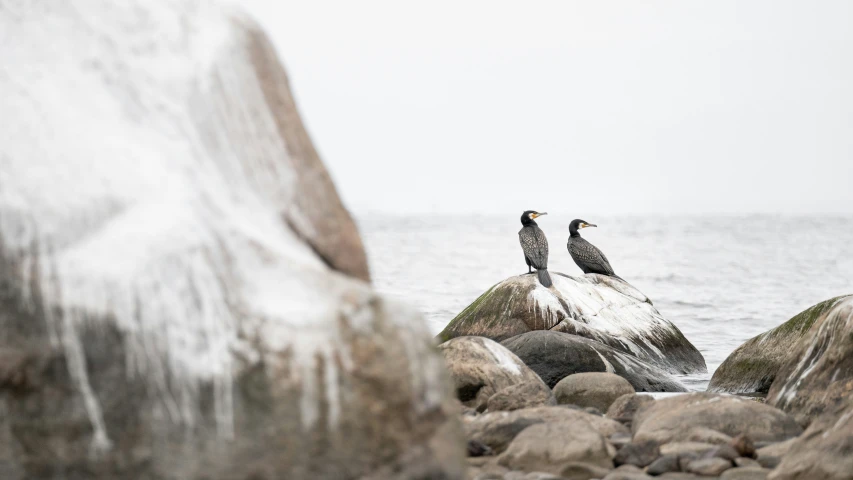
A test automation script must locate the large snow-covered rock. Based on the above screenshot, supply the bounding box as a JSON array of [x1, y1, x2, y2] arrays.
[[0, 2, 462, 479], [437, 273, 706, 374], [767, 296, 853, 426], [708, 295, 851, 395]]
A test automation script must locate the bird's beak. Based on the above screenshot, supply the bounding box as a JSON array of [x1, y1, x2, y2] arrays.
[[584, 223, 597, 228], [534, 212, 547, 218]]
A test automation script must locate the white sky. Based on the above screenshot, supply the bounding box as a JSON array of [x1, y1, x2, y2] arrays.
[[242, 1, 853, 215]]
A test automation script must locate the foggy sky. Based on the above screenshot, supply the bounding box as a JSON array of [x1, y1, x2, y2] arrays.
[[243, 1, 853, 215]]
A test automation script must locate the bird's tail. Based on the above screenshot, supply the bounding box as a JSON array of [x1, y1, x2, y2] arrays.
[[537, 269, 553, 288]]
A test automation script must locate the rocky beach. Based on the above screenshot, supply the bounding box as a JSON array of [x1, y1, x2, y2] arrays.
[[437, 277, 853, 480]]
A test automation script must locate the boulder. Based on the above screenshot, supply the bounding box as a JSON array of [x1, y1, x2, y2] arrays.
[[437, 274, 706, 374], [498, 420, 613, 474], [0, 3, 462, 478], [487, 381, 556, 412], [632, 393, 802, 444], [607, 394, 656, 424], [766, 401, 853, 480], [439, 336, 550, 412], [709, 295, 852, 394], [464, 406, 628, 454], [766, 296, 853, 425], [554, 372, 635, 412], [501, 330, 688, 392]]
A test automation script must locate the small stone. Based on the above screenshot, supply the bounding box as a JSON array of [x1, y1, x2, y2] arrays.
[[498, 420, 612, 473], [686, 427, 734, 445], [754, 437, 795, 459], [733, 457, 760, 468], [468, 439, 493, 457], [607, 394, 655, 424], [709, 444, 740, 462], [659, 442, 717, 456], [720, 467, 770, 480], [730, 434, 756, 458], [755, 455, 780, 469], [719, 467, 771, 479], [646, 454, 680, 475], [614, 464, 643, 472], [686, 457, 733, 476], [602, 469, 653, 479], [558, 462, 613, 479], [554, 372, 636, 412], [677, 452, 700, 471], [658, 474, 707, 480], [614, 440, 659, 468], [486, 381, 556, 412], [471, 473, 504, 480]]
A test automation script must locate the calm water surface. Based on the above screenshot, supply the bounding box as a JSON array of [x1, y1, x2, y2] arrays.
[[359, 214, 853, 390]]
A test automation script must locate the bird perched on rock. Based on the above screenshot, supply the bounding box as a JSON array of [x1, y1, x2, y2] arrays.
[[518, 210, 552, 287], [567, 219, 623, 281]]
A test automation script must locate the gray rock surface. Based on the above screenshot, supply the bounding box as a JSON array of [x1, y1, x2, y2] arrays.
[[501, 331, 688, 392], [708, 295, 851, 394], [437, 274, 706, 374], [554, 372, 635, 412], [685, 457, 733, 476], [0, 2, 464, 479], [632, 393, 802, 444], [439, 336, 550, 412], [659, 442, 717, 456], [487, 381, 556, 412], [686, 427, 734, 445], [614, 440, 660, 467], [498, 420, 613, 474], [766, 296, 853, 425]]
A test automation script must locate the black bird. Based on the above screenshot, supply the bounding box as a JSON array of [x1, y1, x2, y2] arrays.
[[518, 210, 552, 288], [567, 219, 622, 280]]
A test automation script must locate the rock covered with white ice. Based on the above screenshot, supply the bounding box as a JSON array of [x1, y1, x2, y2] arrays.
[[0, 1, 462, 478], [438, 273, 706, 375]]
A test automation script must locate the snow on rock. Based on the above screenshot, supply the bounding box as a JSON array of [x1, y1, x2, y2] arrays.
[[0, 1, 462, 478], [438, 273, 706, 375]]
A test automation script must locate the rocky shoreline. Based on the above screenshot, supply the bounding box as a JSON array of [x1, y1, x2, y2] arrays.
[[437, 274, 853, 480]]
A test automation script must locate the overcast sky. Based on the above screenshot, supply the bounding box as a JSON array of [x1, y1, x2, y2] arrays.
[[243, 1, 853, 215]]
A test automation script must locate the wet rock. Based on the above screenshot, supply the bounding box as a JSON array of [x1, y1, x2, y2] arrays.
[[730, 434, 756, 458], [708, 296, 851, 394], [721, 468, 770, 480], [685, 457, 733, 476], [685, 427, 734, 445], [554, 372, 635, 412], [437, 274, 706, 374], [0, 4, 463, 478], [766, 296, 853, 425], [614, 440, 660, 468], [659, 442, 717, 456], [498, 420, 613, 474], [607, 394, 656, 424], [465, 406, 628, 454], [439, 336, 550, 412], [647, 454, 681, 475], [501, 331, 688, 392], [766, 401, 853, 480], [487, 381, 557, 412], [632, 393, 802, 444]]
